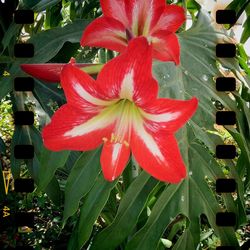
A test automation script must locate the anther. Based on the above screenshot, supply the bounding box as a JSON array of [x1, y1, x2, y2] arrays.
[[123, 141, 130, 147], [111, 133, 115, 143]]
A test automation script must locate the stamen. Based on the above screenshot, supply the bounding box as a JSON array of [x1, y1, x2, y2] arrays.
[[110, 133, 115, 143], [123, 141, 130, 147], [103, 99, 142, 148]]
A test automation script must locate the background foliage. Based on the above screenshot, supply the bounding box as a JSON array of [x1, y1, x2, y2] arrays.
[[0, 0, 249, 249]]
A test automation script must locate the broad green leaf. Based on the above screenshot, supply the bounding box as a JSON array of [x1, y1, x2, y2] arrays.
[[27, 125, 64, 205], [33, 79, 66, 117], [44, 2, 63, 29], [64, 151, 82, 173], [126, 11, 239, 250], [9, 115, 44, 179], [0, 19, 89, 101], [232, 93, 250, 189], [241, 7, 250, 43], [154, 17, 236, 132], [38, 147, 70, 191], [126, 138, 238, 250], [50, 41, 81, 63], [44, 176, 62, 206], [90, 171, 158, 250], [22, 0, 62, 12], [63, 148, 101, 225], [9, 122, 64, 205], [1, 23, 21, 55], [68, 174, 117, 250], [189, 120, 224, 153], [227, 0, 250, 25], [0, 55, 13, 63], [1, 0, 63, 57], [228, 126, 250, 178]]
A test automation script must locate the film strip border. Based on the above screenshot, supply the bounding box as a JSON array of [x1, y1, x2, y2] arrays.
[[215, 9, 240, 250], [0, 4, 246, 250], [1, 6, 35, 250]]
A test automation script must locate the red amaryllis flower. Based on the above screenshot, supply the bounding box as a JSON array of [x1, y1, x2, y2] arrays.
[[81, 0, 185, 64], [42, 37, 198, 183]]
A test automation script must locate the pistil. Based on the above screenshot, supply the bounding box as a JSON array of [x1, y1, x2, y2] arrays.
[[102, 99, 141, 148]]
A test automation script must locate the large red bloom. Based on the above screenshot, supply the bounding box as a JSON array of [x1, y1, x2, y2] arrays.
[[81, 0, 185, 64], [42, 37, 198, 183]]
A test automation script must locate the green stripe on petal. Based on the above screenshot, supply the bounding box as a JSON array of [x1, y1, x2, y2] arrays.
[[64, 101, 120, 138]]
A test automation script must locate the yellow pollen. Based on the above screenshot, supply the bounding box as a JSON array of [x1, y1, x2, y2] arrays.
[[110, 133, 116, 143], [107, 133, 130, 146], [101, 99, 141, 148], [123, 141, 130, 147]]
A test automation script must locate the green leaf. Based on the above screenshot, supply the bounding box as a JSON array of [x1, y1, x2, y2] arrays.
[[18, 125, 64, 205], [90, 171, 158, 250], [49, 41, 80, 63], [0, 55, 13, 63], [22, 0, 62, 12], [68, 174, 117, 250], [37, 148, 70, 191], [0, 19, 89, 101], [44, 2, 63, 29], [44, 176, 62, 206], [1, 23, 21, 55], [64, 151, 82, 173], [0, 137, 6, 154], [126, 11, 239, 250], [126, 140, 238, 250], [241, 4, 250, 43], [63, 148, 101, 225], [241, 85, 250, 101], [33, 79, 66, 117], [238, 44, 249, 62], [227, 0, 250, 25]]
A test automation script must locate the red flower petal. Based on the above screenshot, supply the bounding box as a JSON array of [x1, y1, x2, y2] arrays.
[[60, 63, 113, 112], [131, 129, 186, 183], [101, 142, 130, 181], [151, 31, 180, 64], [151, 4, 186, 34], [126, 0, 166, 36], [20, 63, 92, 82], [100, 0, 128, 26], [96, 37, 158, 106], [42, 105, 115, 151], [80, 16, 127, 53], [142, 97, 198, 133]]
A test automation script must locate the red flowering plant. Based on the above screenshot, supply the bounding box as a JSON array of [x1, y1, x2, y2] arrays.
[[42, 37, 198, 182], [21, 0, 197, 183], [81, 0, 185, 64], [21, 0, 185, 81], [12, 0, 247, 249]]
